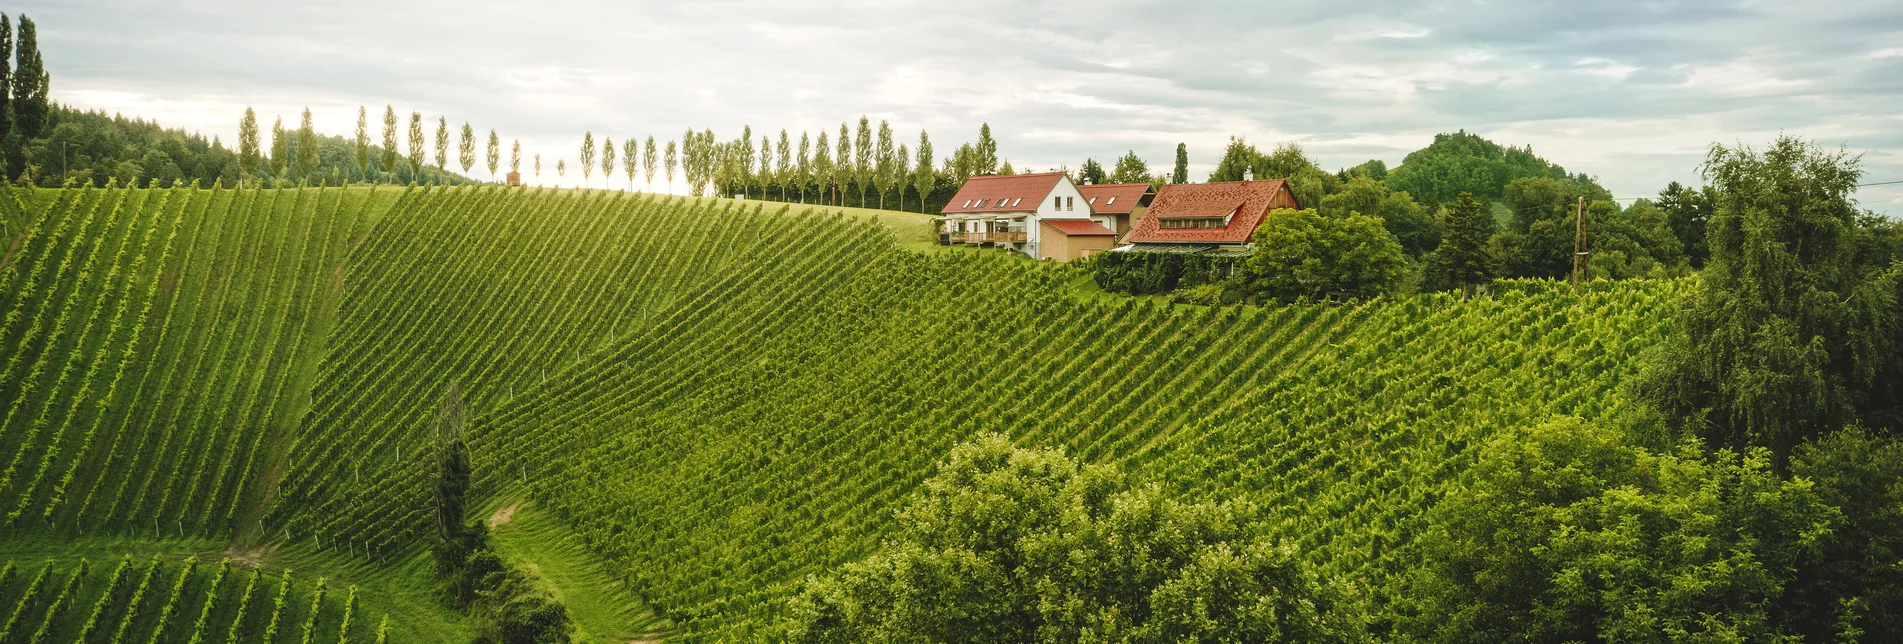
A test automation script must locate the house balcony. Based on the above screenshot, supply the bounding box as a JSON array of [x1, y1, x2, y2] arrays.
[[941, 231, 1027, 245]]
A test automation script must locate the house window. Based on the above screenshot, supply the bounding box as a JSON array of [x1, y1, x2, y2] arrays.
[[1066, 197, 1074, 211], [963, 200, 972, 208], [1160, 218, 1226, 229], [1088, 197, 1096, 204], [1107, 197, 1117, 205], [1054, 196, 1062, 210], [1011, 198, 1021, 207]]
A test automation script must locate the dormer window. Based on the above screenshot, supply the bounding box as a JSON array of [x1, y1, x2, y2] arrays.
[[1106, 197, 1117, 205], [1011, 198, 1021, 207], [963, 200, 972, 208]]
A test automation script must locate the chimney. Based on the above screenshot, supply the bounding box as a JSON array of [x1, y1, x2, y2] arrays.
[[1244, 168, 1255, 182]]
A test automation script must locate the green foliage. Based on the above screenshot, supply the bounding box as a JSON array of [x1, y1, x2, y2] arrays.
[[1401, 417, 1837, 642], [1318, 175, 1438, 256], [1207, 139, 1339, 208], [1386, 130, 1585, 206], [1090, 251, 1238, 295], [1240, 208, 1406, 302], [1486, 176, 1682, 281], [1655, 181, 1717, 268], [1787, 427, 1903, 639], [1078, 157, 1106, 185], [787, 435, 1356, 643], [1172, 143, 1188, 184], [1110, 150, 1151, 185], [1437, 193, 1493, 292], [11, 16, 49, 142], [1633, 135, 1903, 460]]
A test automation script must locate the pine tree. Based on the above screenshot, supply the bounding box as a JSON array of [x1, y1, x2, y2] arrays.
[[296, 107, 318, 184], [12, 16, 48, 140], [579, 132, 595, 189], [622, 138, 637, 191], [433, 117, 449, 171], [238, 107, 260, 187], [407, 112, 425, 182], [486, 130, 499, 182], [456, 122, 474, 175], [914, 131, 935, 213], [600, 137, 616, 190], [664, 140, 677, 192], [643, 136, 657, 190], [1441, 192, 1492, 298], [380, 107, 399, 183], [269, 116, 287, 178], [976, 123, 999, 175], [1172, 143, 1189, 184], [354, 107, 370, 182]]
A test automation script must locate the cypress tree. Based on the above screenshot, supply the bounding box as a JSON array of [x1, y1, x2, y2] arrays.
[[1172, 143, 1189, 184], [914, 131, 935, 213], [12, 16, 48, 140], [433, 116, 448, 171], [237, 107, 260, 187], [269, 116, 287, 178], [380, 106, 399, 183], [486, 130, 499, 182], [406, 112, 425, 182], [296, 107, 318, 184], [353, 106, 370, 182], [643, 136, 657, 191], [457, 122, 475, 175], [432, 383, 474, 605]]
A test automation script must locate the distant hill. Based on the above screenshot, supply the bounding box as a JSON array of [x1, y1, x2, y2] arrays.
[[1387, 130, 1603, 205]]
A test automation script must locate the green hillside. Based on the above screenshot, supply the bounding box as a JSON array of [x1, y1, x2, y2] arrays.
[[0, 184, 1684, 640]]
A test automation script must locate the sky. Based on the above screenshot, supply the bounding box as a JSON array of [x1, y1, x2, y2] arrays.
[[14, 0, 1903, 214]]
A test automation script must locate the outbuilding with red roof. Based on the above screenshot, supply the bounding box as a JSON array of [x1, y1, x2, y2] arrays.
[[1077, 182, 1155, 236]]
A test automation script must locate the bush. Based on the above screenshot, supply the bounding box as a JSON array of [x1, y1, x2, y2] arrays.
[[1091, 251, 1239, 295]]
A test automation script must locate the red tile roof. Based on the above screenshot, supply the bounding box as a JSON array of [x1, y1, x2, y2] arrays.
[[1123, 180, 1296, 245], [940, 173, 1067, 215], [1078, 183, 1151, 215], [1041, 219, 1118, 237]]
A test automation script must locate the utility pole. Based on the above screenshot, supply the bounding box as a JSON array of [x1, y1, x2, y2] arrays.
[[1571, 196, 1588, 288]]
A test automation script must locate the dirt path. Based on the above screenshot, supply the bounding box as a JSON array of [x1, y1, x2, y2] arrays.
[[488, 501, 523, 528]]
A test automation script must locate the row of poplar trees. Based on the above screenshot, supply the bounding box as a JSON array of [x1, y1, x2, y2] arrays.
[[0, 13, 54, 182]]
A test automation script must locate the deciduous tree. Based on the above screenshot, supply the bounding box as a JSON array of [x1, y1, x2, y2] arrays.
[[485, 130, 499, 182], [457, 122, 475, 176], [269, 115, 287, 178], [579, 132, 594, 189], [407, 112, 425, 181], [913, 131, 934, 213], [643, 136, 657, 190], [381, 106, 399, 183], [622, 138, 637, 191], [663, 140, 677, 192], [237, 107, 260, 187], [354, 107, 370, 181], [975, 123, 998, 175], [296, 107, 318, 184], [873, 119, 895, 209], [1242, 208, 1406, 302], [11, 16, 48, 140], [1172, 143, 1189, 184], [434, 116, 449, 171], [1438, 192, 1492, 297], [600, 136, 615, 190]]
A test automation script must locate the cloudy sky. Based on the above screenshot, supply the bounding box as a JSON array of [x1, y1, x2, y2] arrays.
[[15, 0, 1903, 213]]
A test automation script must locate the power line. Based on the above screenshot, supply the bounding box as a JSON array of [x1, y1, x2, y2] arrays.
[[1860, 179, 1903, 187]]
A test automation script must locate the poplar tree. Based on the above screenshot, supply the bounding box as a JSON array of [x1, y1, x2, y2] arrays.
[[407, 112, 425, 182], [813, 131, 832, 205], [914, 131, 935, 213], [777, 130, 792, 201], [557, 159, 566, 180], [485, 130, 499, 181], [836, 123, 851, 206], [380, 106, 399, 183], [759, 135, 772, 199], [796, 131, 811, 203], [643, 136, 657, 190], [976, 123, 998, 175], [664, 140, 677, 192], [238, 107, 260, 187], [681, 128, 696, 193], [856, 117, 874, 206], [895, 142, 910, 211], [622, 138, 637, 191], [1172, 143, 1189, 184], [579, 132, 595, 188], [296, 107, 318, 184], [533, 153, 541, 181], [269, 116, 287, 178], [873, 120, 895, 209], [0, 15, 11, 170], [12, 16, 48, 140], [354, 107, 370, 182], [510, 139, 521, 176], [457, 122, 475, 176], [600, 136, 616, 190], [434, 116, 449, 171], [739, 125, 755, 198]]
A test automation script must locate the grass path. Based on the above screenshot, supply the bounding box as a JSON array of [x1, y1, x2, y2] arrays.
[[485, 497, 673, 642]]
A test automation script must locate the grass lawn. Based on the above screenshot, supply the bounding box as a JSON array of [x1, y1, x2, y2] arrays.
[[485, 498, 672, 642]]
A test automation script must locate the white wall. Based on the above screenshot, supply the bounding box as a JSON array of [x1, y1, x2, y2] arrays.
[[1026, 176, 1089, 258]]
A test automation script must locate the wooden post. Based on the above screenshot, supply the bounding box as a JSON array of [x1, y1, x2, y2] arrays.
[[1571, 196, 1588, 288]]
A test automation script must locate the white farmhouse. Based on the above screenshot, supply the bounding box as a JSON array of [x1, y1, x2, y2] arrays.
[[934, 172, 1114, 261]]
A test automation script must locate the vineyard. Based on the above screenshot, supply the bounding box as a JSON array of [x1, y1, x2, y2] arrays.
[[1, 184, 1685, 640]]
